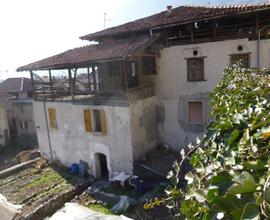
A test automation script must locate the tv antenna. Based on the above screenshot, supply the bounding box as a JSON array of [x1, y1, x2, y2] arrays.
[[104, 12, 111, 29]]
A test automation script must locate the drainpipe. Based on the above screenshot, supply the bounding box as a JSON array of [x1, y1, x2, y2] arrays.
[[31, 70, 54, 161], [257, 25, 270, 68]]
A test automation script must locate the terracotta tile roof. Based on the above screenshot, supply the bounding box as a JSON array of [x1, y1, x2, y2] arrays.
[[0, 78, 32, 93], [17, 35, 157, 71], [80, 4, 270, 41]]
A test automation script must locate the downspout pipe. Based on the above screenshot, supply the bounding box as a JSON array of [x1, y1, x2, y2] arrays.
[[257, 25, 270, 68]]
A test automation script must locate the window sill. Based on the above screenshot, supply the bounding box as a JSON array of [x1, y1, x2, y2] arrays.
[[92, 131, 105, 136], [187, 79, 207, 82], [188, 122, 204, 125]]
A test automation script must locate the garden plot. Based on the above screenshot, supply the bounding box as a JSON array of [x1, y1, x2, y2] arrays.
[[0, 160, 93, 220]]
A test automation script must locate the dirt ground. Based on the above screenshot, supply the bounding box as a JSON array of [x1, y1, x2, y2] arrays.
[[0, 161, 93, 219], [134, 145, 179, 181]]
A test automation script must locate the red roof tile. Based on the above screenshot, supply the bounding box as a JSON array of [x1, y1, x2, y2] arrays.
[[80, 4, 270, 41], [17, 35, 157, 71]]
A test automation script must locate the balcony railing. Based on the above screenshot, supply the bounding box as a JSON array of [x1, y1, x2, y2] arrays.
[[127, 83, 155, 101]]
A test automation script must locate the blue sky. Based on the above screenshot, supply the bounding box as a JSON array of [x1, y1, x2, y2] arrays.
[[0, 0, 266, 79]]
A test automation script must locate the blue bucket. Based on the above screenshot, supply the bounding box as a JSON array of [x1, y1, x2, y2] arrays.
[[70, 163, 79, 174]]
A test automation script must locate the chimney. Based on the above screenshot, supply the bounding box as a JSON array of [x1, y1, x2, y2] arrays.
[[167, 5, 173, 14]]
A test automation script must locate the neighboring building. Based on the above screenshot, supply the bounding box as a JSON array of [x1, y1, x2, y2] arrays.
[[0, 93, 14, 146], [0, 78, 37, 144], [17, 4, 270, 178]]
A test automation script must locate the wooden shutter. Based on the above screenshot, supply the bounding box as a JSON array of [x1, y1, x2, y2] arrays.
[[230, 54, 250, 68], [100, 110, 107, 135], [188, 102, 203, 124], [48, 108, 57, 129], [187, 58, 204, 81], [83, 109, 92, 132]]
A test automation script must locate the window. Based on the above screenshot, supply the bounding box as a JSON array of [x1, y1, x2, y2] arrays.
[[48, 108, 57, 129], [83, 109, 107, 135], [230, 53, 250, 68], [143, 56, 157, 75], [19, 121, 23, 129], [83, 109, 92, 132], [109, 61, 121, 76], [187, 58, 204, 81], [188, 101, 203, 124], [24, 122, 28, 130]]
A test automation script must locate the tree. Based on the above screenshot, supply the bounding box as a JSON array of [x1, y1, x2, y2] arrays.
[[166, 66, 270, 219]]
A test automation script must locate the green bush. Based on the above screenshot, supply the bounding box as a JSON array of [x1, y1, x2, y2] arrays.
[[166, 66, 270, 219]]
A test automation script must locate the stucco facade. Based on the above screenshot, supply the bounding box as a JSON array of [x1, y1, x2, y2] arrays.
[[156, 38, 270, 150], [34, 97, 159, 177]]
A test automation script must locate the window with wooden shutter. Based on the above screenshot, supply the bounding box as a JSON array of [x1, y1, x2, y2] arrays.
[[83, 109, 92, 132], [188, 101, 203, 124], [48, 108, 57, 129], [92, 109, 107, 135], [100, 110, 107, 135], [187, 58, 204, 81], [230, 53, 250, 68]]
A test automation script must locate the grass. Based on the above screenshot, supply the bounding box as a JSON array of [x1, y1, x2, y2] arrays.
[[22, 168, 66, 190], [87, 203, 115, 215]]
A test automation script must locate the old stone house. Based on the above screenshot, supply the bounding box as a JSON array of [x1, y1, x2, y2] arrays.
[[0, 93, 15, 146], [0, 78, 37, 144], [17, 4, 270, 178]]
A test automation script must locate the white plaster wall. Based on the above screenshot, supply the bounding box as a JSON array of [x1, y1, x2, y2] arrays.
[[34, 101, 134, 176], [156, 38, 270, 150], [129, 96, 159, 160]]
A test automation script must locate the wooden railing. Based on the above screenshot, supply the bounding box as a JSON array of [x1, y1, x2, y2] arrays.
[[127, 84, 155, 101]]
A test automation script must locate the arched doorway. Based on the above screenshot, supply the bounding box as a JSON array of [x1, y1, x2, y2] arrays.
[[94, 153, 108, 179]]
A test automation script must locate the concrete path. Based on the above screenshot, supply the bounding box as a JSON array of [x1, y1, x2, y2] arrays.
[[45, 203, 132, 220]]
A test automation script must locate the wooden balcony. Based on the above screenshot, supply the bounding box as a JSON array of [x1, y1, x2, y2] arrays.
[[127, 83, 155, 102]]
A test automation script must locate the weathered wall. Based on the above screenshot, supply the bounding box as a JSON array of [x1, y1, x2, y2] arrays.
[[0, 105, 9, 146], [129, 96, 159, 160], [156, 38, 270, 150], [34, 101, 134, 177], [12, 102, 36, 138]]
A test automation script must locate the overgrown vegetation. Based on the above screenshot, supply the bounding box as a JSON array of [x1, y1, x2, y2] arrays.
[[166, 66, 270, 219]]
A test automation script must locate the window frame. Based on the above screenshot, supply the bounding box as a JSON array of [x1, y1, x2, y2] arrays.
[[230, 53, 250, 68], [48, 108, 57, 129], [142, 56, 157, 75], [83, 109, 107, 135], [187, 101, 204, 125], [186, 57, 206, 82]]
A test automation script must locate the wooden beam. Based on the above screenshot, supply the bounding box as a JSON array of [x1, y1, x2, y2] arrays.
[[48, 70, 54, 100], [213, 20, 217, 40], [29, 70, 35, 99], [256, 13, 260, 39], [68, 69, 74, 101], [190, 25, 194, 44]]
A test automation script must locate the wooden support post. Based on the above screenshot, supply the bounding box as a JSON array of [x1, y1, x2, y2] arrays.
[[92, 65, 97, 92], [29, 70, 35, 99], [213, 21, 217, 41], [123, 61, 128, 92], [256, 13, 260, 39], [48, 70, 54, 100], [68, 69, 74, 101], [87, 67, 91, 92], [190, 25, 194, 44]]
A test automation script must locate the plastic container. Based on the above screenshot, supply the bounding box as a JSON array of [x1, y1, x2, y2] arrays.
[[70, 163, 79, 174]]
